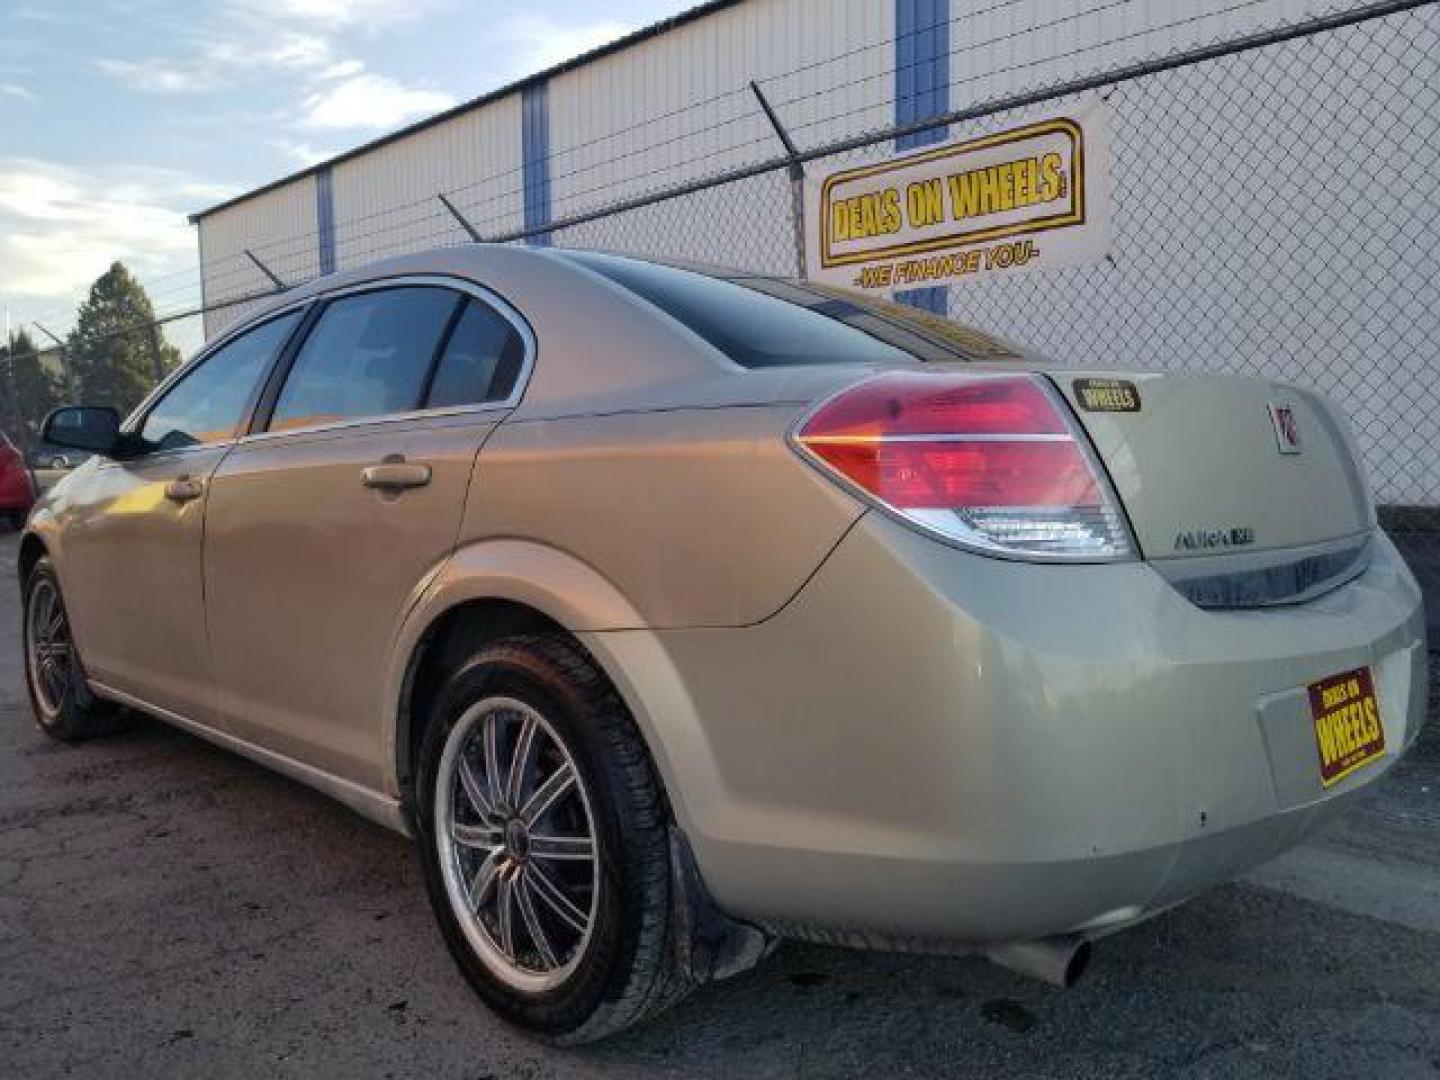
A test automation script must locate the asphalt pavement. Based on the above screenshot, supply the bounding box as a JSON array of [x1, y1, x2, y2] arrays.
[[1, 531, 1437, 1079]]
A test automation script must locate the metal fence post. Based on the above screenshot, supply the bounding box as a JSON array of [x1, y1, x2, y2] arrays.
[[33, 323, 76, 400], [750, 81, 808, 279]]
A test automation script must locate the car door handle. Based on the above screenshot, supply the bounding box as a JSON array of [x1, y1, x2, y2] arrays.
[[164, 477, 204, 503], [361, 461, 432, 491]]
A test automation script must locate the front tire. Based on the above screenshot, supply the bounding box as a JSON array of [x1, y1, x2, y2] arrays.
[[415, 634, 688, 1043], [23, 557, 124, 742]]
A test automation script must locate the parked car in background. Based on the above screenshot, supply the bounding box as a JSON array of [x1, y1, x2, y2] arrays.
[[19, 246, 1427, 1042], [0, 433, 36, 528], [27, 443, 91, 471]]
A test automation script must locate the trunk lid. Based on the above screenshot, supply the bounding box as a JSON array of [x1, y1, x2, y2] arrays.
[[1050, 372, 1374, 562]]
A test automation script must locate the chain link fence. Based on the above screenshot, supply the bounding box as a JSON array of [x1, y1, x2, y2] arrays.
[[9, 0, 1437, 611]]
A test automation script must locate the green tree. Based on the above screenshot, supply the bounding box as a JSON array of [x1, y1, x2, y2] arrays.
[[65, 262, 180, 415], [0, 328, 65, 444]]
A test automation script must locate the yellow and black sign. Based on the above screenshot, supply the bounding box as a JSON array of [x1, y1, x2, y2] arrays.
[[1308, 666, 1385, 787], [805, 98, 1111, 294], [1073, 377, 1141, 413]]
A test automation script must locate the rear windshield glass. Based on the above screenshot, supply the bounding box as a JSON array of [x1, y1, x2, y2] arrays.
[[557, 250, 1025, 368]]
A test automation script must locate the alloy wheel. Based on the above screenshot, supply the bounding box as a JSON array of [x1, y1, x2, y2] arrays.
[[27, 578, 73, 717], [434, 696, 601, 993]]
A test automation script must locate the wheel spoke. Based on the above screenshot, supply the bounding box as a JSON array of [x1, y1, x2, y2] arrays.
[[520, 763, 575, 827], [497, 868, 517, 957], [516, 874, 558, 968], [526, 861, 589, 934], [451, 821, 502, 849], [528, 834, 594, 861], [483, 712, 503, 810], [456, 755, 496, 820], [39, 657, 65, 699], [467, 848, 502, 913], [506, 714, 537, 806], [33, 590, 53, 638]]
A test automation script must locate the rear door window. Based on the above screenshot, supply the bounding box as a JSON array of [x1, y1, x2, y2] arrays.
[[140, 310, 301, 451], [269, 287, 460, 432], [424, 300, 526, 408]]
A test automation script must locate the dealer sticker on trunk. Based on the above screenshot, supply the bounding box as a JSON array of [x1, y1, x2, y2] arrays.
[[1072, 377, 1141, 412], [1308, 666, 1385, 787]]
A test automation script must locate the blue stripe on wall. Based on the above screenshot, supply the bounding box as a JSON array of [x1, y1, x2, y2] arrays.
[[895, 0, 949, 314], [521, 82, 552, 247], [315, 167, 336, 275], [895, 0, 950, 151]]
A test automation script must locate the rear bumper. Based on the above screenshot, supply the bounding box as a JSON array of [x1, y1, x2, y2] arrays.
[[598, 517, 1426, 946]]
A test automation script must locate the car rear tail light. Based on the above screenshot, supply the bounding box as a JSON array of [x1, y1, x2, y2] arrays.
[[793, 372, 1132, 560]]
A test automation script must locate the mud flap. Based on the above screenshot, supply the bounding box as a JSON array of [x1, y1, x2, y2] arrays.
[[669, 827, 775, 982]]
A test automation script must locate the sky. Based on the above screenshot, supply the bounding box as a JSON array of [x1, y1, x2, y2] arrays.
[[0, 0, 696, 341]]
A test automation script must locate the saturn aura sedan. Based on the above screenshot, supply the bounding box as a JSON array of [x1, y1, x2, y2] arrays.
[[22, 245, 1426, 1041]]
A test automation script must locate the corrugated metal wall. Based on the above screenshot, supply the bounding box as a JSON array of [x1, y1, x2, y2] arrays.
[[547, 0, 891, 218], [944, 0, 1335, 106], [331, 95, 524, 269], [199, 180, 318, 338], [191, 0, 1437, 506], [196, 0, 1361, 314], [192, 0, 1433, 499]]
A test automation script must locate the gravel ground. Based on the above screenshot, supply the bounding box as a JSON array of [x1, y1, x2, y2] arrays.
[[0, 531, 1436, 1079]]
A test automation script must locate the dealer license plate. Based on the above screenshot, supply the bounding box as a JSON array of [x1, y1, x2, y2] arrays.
[[1308, 666, 1385, 787]]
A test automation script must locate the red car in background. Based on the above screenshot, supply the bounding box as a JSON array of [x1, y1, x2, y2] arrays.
[[0, 434, 36, 529]]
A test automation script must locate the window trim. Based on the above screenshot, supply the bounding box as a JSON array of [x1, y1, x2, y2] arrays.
[[243, 274, 536, 444]]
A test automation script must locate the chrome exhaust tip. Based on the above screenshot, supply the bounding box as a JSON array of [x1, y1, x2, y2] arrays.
[[984, 934, 1092, 988]]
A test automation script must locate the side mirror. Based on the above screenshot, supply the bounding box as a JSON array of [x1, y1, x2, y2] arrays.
[[41, 406, 122, 456]]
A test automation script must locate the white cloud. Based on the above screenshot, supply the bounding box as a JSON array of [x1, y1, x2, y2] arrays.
[[201, 31, 336, 72], [491, 15, 634, 79], [301, 72, 454, 129], [0, 83, 35, 102], [99, 27, 344, 94], [0, 159, 215, 316], [319, 58, 365, 80], [270, 138, 338, 166], [95, 57, 218, 94]]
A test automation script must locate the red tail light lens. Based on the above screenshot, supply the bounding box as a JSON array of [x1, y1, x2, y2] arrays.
[[794, 372, 1131, 560]]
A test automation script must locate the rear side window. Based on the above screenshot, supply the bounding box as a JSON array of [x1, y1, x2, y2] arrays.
[[561, 251, 913, 368], [141, 310, 300, 451], [269, 287, 460, 432], [425, 301, 526, 408]]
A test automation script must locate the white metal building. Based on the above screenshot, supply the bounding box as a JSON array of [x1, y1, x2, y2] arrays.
[[190, 0, 1440, 507], [192, 0, 1351, 318]]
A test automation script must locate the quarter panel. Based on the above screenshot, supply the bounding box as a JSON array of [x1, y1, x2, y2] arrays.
[[464, 405, 863, 628]]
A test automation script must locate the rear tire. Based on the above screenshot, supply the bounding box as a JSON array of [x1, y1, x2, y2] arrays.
[[23, 557, 126, 742], [414, 633, 689, 1043]]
